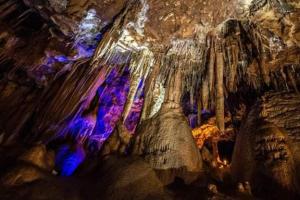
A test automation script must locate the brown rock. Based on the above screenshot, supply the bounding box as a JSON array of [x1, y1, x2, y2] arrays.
[[1, 165, 48, 187], [19, 144, 55, 171], [100, 121, 132, 157], [96, 156, 171, 200], [1, 144, 54, 186], [231, 92, 300, 198]]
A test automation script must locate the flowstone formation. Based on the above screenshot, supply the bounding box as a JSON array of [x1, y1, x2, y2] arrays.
[[130, 70, 203, 184], [231, 92, 300, 199], [0, 0, 299, 199]]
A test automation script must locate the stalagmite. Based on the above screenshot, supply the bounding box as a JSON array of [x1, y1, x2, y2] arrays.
[[132, 69, 203, 184]]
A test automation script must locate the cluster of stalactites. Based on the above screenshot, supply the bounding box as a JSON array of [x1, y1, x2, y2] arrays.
[[90, 0, 299, 132], [198, 20, 299, 129], [251, 0, 293, 15], [81, 1, 154, 135]]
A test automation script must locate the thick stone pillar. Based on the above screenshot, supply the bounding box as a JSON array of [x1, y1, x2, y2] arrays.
[[131, 70, 203, 185]]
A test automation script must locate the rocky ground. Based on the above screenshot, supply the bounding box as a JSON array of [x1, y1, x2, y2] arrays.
[[0, 144, 252, 200]]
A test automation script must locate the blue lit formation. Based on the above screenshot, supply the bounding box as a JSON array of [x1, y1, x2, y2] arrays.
[[91, 68, 130, 144], [55, 68, 136, 176], [124, 79, 145, 133], [50, 9, 149, 176], [55, 144, 86, 176]]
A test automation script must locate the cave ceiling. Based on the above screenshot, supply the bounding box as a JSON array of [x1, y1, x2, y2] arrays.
[[23, 0, 300, 47], [0, 0, 298, 142]]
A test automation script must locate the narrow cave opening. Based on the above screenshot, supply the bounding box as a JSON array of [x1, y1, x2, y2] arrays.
[[217, 140, 235, 163]]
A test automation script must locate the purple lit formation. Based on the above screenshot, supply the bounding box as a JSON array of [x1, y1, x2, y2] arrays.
[[51, 42, 145, 176], [29, 8, 148, 176]]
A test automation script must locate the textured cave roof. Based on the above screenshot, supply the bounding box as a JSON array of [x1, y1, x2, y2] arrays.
[[0, 0, 299, 145], [23, 0, 300, 52]]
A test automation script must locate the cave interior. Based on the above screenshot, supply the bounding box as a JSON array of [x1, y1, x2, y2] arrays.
[[0, 0, 300, 199]]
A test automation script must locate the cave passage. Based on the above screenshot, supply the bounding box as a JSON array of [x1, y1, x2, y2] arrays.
[[217, 140, 235, 163]]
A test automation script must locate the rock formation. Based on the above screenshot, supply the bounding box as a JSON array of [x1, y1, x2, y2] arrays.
[[95, 156, 171, 200], [231, 92, 300, 199], [132, 70, 203, 185], [132, 103, 203, 185], [1, 144, 54, 186]]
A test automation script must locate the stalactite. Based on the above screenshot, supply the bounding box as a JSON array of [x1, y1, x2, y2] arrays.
[[123, 74, 141, 121], [197, 96, 202, 126], [280, 68, 289, 91], [215, 39, 225, 133], [246, 60, 260, 89], [123, 51, 153, 122], [260, 58, 271, 86], [287, 66, 299, 93], [147, 78, 166, 119], [227, 40, 239, 92], [0, 1, 19, 20], [271, 72, 279, 91], [201, 78, 209, 110], [34, 62, 110, 138], [140, 62, 159, 120], [248, 0, 268, 14], [164, 69, 182, 106], [269, 0, 293, 14], [208, 39, 215, 98], [225, 45, 232, 88], [158, 38, 206, 105]]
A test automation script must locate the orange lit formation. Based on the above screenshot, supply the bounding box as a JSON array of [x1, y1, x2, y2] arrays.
[[192, 124, 220, 149], [192, 124, 233, 169]]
